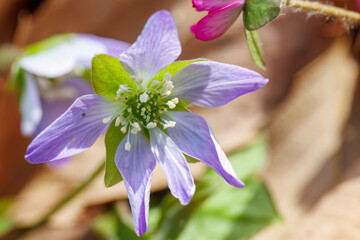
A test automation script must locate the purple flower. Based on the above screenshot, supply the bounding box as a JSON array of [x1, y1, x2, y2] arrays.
[[19, 34, 130, 136], [25, 10, 268, 236], [191, 0, 246, 41]]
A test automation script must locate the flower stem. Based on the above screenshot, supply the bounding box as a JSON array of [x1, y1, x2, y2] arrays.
[[282, 0, 360, 22], [6, 161, 105, 239]]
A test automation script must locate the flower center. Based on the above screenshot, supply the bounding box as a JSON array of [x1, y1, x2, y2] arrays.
[[103, 72, 178, 151]]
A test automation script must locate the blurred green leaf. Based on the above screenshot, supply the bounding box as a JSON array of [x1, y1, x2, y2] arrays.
[[205, 137, 268, 183], [104, 119, 125, 187], [92, 54, 136, 99], [152, 137, 280, 240], [243, 0, 280, 31], [244, 29, 266, 70], [177, 179, 281, 240], [24, 34, 73, 56], [0, 198, 15, 237], [94, 210, 148, 240]]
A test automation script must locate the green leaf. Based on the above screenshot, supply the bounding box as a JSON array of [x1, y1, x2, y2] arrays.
[[0, 198, 15, 237], [24, 34, 73, 56], [243, 0, 281, 31], [92, 54, 136, 99], [104, 119, 125, 187], [93, 210, 148, 240], [152, 137, 280, 240], [245, 29, 266, 70], [178, 180, 281, 240], [205, 137, 268, 182]]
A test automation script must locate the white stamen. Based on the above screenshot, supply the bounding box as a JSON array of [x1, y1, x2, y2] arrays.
[[127, 108, 132, 113], [125, 142, 131, 151], [152, 80, 161, 86], [131, 122, 141, 131], [102, 117, 111, 124], [163, 81, 174, 91], [167, 101, 176, 109], [163, 120, 176, 129], [131, 128, 138, 135], [117, 84, 128, 94], [115, 116, 121, 127], [121, 126, 127, 133], [163, 72, 172, 81], [146, 122, 157, 129], [161, 90, 171, 97], [171, 98, 179, 104], [139, 91, 149, 103]]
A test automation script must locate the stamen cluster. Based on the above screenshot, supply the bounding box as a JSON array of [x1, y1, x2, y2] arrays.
[[103, 72, 178, 151]]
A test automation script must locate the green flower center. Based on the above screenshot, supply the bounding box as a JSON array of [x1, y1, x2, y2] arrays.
[[102, 72, 178, 151]]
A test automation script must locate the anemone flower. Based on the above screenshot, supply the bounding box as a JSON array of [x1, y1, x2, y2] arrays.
[[191, 0, 246, 41], [19, 34, 130, 136], [25, 10, 268, 236]]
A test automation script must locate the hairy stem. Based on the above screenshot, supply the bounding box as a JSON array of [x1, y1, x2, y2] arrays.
[[7, 161, 105, 239], [282, 0, 360, 22]]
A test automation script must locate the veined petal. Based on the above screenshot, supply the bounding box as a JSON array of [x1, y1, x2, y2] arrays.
[[150, 128, 195, 205], [25, 94, 121, 163], [34, 77, 93, 136], [193, 0, 240, 12], [20, 73, 42, 136], [171, 61, 268, 108], [77, 34, 131, 59], [191, 2, 244, 41], [19, 43, 76, 78], [115, 132, 156, 236], [119, 10, 181, 87], [165, 111, 244, 188]]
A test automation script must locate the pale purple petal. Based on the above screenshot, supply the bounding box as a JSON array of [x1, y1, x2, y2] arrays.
[[70, 35, 108, 69], [46, 157, 72, 168], [25, 94, 121, 163], [171, 61, 268, 108], [19, 43, 76, 78], [20, 73, 42, 136], [119, 10, 181, 86], [191, 2, 244, 41], [165, 111, 244, 188], [115, 132, 156, 236], [193, 0, 239, 12], [150, 128, 195, 205], [77, 34, 131, 58], [35, 77, 93, 136]]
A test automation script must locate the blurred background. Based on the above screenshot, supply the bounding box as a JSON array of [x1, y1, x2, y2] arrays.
[[1, 0, 360, 239]]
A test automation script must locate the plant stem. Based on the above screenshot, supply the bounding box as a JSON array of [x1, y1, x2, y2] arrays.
[[7, 161, 105, 239], [282, 0, 360, 22]]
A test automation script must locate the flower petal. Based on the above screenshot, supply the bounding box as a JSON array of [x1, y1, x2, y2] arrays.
[[165, 111, 244, 188], [171, 61, 268, 107], [192, 0, 239, 12], [25, 94, 121, 163], [70, 35, 108, 69], [20, 73, 42, 136], [77, 34, 131, 58], [34, 77, 93, 136], [150, 128, 195, 205], [191, 2, 244, 41], [19, 43, 76, 78], [115, 132, 156, 236], [119, 10, 181, 86]]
